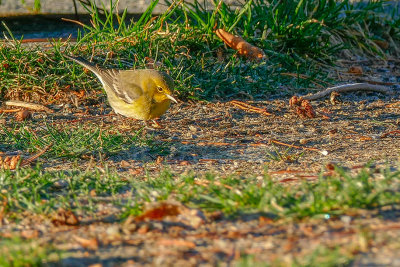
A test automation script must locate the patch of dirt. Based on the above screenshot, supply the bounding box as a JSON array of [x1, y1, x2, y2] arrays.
[[35, 93, 400, 181]]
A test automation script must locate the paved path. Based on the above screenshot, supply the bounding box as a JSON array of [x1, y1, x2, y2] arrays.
[[0, 0, 238, 16]]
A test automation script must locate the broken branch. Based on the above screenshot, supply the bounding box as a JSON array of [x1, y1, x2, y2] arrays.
[[5, 100, 54, 113], [302, 83, 392, 101], [230, 100, 272, 116]]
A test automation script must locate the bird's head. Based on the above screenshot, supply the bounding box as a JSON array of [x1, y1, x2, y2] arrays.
[[150, 71, 177, 104]]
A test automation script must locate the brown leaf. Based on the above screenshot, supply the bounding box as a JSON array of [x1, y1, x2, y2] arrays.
[[9, 155, 20, 169], [155, 156, 164, 165], [259, 216, 274, 225], [135, 202, 181, 222], [73, 235, 99, 250], [120, 160, 131, 168], [301, 99, 316, 118], [179, 160, 191, 166], [348, 66, 363, 75], [157, 239, 196, 248], [0, 155, 21, 170], [289, 96, 316, 118], [71, 90, 85, 98], [20, 229, 39, 239], [325, 163, 336, 171], [128, 167, 144, 175], [215, 29, 266, 61], [90, 189, 97, 197], [135, 201, 206, 228], [51, 208, 79, 226], [374, 39, 389, 49], [289, 95, 300, 107]]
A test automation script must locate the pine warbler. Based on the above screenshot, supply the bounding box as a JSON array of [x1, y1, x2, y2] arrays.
[[65, 55, 177, 120]]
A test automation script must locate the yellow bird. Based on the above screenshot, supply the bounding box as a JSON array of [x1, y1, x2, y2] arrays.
[[65, 55, 177, 120]]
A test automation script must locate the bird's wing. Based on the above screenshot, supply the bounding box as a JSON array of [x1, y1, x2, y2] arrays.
[[102, 70, 144, 104]]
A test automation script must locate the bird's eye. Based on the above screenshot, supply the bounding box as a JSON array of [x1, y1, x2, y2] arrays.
[[157, 87, 163, 93]]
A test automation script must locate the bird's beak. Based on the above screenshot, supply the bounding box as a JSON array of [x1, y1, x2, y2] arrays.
[[166, 94, 178, 103]]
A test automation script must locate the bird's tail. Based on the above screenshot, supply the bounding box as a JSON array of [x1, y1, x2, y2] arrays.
[[64, 55, 102, 75]]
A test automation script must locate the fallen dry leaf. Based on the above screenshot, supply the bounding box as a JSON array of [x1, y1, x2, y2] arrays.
[[348, 66, 363, 75], [134, 201, 206, 228], [20, 229, 39, 239], [259, 216, 274, 226], [289, 96, 316, 118], [157, 238, 196, 248], [15, 109, 31, 121], [215, 29, 266, 60], [0, 155, 21, 170], [51, 208, 80, 226], [73, 235, 99, 250], [71, 90, 85, 98], [135, 202, 181, 221], [128, 167, 144, 175], [374, 39, 389, 49], [301, 99, 316, 118]]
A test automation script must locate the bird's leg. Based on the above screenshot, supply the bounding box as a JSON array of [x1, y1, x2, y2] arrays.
[[144, 119, 164, 129]]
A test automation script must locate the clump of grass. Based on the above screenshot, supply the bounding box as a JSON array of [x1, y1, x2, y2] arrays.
[[236, 245, 352, 267], [0, 40, 100, 102], [1, 163, 399, 223], [1, 166, 129, 214], [0, 122, 145, 159], [119, 165, 400, 219], [0, 237, 60, 266], [1, 0, 399, 101], [174, 0, 399, 59], [69, 0, 400, 98]]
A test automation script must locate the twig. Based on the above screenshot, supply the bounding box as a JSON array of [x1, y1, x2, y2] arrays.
[[302, 83, 392, 101], [21, 143, 53, 167], [0, 109, 21, 113], [61, 17, 86, 27], [230, 100, 272, 116], [5, 100, 54, 113], [179, 139, 328, 155], [380, 130, 400, 139], [269, 139, 328, 155], [386, 101, 400, 108]]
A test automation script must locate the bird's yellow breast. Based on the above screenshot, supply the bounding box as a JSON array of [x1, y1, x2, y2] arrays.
[[107, 89, 171, 120]]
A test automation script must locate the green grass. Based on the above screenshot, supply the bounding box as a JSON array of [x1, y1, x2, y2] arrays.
[[0, 164, 397, 265], [236, 245, 352, 266], [0, 122, 150, 159], [1, 163, 399, 219], [0, 237, 60, 267], [1, 0, 399, 100]]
